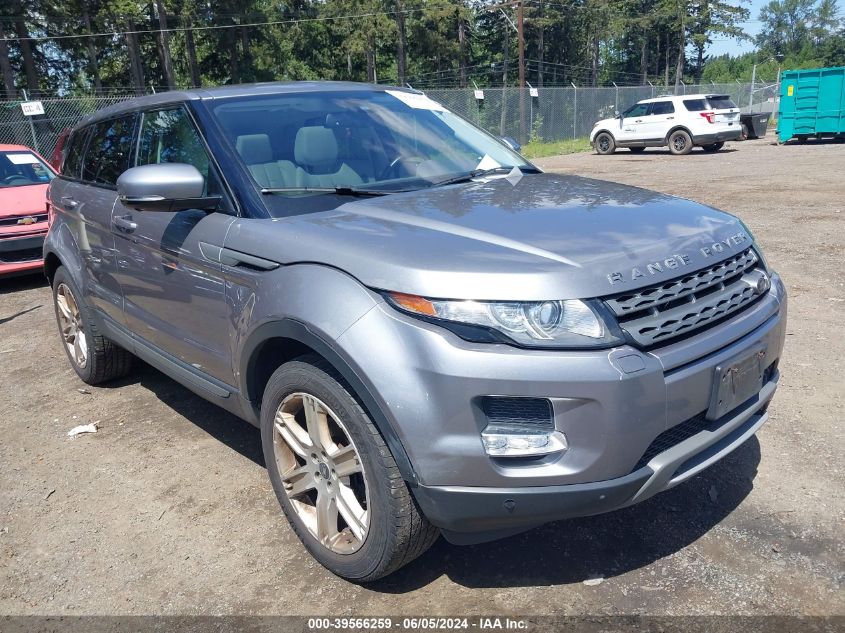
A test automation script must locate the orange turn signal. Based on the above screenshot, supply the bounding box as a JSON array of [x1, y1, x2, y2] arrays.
[[387, 292, 438, 317]]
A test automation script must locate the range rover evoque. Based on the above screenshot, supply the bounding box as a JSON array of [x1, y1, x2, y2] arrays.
[[44, 82, 786, 582]]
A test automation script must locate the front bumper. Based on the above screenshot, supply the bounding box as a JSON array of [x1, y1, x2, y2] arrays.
[[0, 232, 45, 276], [336, 273, 786, 537], [415, 379, 774, 543]]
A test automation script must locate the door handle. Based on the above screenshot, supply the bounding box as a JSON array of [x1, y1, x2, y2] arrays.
[[634, 119, 643, 123], [667, 116, 675, 120], [60, 196, 78, 210], [112, 215, 137, 233]]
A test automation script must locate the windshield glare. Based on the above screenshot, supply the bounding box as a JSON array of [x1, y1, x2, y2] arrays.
[[210, 90, 531, 196], [0, 151, 55, 188]]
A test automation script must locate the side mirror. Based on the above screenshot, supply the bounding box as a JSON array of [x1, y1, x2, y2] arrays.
[[615, 111, 621, 118], [499, 136, 522, 153], [117, 163, 220, 213]]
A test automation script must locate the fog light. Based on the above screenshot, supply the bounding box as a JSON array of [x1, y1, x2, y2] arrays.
[[481, 430, 568, 457]]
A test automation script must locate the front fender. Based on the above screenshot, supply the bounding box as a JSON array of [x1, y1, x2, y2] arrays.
[[229, 263, 420, 484]]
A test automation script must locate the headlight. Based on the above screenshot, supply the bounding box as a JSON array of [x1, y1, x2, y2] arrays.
[[386, 292, 624, 349]]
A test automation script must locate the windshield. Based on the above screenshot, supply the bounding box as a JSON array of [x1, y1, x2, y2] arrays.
[[210, 89, 531, 201], [0, 150, 55, 188]]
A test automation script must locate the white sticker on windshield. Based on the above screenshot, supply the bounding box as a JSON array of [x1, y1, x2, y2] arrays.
[[6, 153, 40, 165], [385, 90, 446, 111], [475, 154, 502, 171]]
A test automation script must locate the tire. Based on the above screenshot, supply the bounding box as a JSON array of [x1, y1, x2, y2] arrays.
[[52, 266, 133, 385], [701, 142, 724, 152], [261, 355, 439, 582], [594, 132, 615, 155], [741, 123, 749, 141], [668, 129, 693, 155]]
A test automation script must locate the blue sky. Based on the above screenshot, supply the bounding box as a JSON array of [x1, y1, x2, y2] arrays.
[[707, 0, 768, 57]]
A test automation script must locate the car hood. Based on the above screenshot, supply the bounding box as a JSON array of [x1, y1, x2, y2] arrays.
[[0, 183, 49, 218], [228, 173, 752, 301], [594, 117, 618, 130]]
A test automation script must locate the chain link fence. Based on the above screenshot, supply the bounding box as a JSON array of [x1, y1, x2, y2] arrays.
[[0, 82, 778, 160], [428, 82, 779, 144]]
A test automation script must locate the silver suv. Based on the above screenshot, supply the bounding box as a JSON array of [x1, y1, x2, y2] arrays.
[[45, 82, 786, 581]]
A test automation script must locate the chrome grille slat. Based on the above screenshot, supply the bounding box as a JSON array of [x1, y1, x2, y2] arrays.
[[0, 214, 48, 227], [605, 249, 758, 316], [603, 248, 765, 347]]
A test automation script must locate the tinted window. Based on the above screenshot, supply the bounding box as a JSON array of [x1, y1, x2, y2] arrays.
[[622, 103, 650, 118], [707, 95, 737, 109], [81, 116, 136, 186], [651, 101, 675, 115], [137, 108, 210, 179], [683, 99, 708, 112], [62, 128, 89, 178]]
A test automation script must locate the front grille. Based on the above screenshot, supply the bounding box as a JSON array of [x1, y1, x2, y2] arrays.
[[604, 249, 764, 347], [0, 247, 42, 263], [0, 214, 48, 227], [481, 396, 553, 433]]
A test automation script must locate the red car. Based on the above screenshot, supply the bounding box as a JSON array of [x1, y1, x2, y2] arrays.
[[0, 144, 56, 277]]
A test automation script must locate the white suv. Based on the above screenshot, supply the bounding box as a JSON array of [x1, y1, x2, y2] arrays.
[[590, 94, 741, 155]]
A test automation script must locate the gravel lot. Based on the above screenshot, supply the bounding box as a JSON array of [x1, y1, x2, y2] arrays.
[[0, 138, 842, 617]]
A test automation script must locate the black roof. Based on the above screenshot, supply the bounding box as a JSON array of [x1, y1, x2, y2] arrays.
[[74, 81, 407, 129]]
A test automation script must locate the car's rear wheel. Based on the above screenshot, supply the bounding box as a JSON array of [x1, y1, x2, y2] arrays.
[[261, 355, 439, 582], [594, 132, 615, 155], [668, 130, 693, 155], [52, 266, 132, 384], [701, 142, 724, 152], [629, 147, 646, 153], [741, 123, 749, 140]]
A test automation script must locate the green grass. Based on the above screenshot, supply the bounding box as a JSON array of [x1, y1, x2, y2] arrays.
[[521, 137, 592, 159]]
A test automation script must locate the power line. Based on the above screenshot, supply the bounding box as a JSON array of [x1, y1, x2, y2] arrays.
[[0, 8, 430, 43]]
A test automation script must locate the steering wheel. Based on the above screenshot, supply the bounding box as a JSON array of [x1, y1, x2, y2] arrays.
[[378, 154, 425, 180], [2, 175, 31, 185]]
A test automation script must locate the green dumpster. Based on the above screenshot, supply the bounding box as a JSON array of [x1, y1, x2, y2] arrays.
[[778, 66, 845, 143]]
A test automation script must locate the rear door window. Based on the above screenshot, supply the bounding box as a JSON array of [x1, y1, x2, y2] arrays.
[[80, 115, 137, 187], [650, 101, 675, 115], [683, 99, 708, 112], [62, 128, 90, 179]]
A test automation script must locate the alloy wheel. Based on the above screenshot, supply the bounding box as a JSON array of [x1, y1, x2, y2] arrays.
[[273, 392, 369, 554], [56, 283, 88, 369], [673, 135, 686, 152], [598, 136, 610, 152]]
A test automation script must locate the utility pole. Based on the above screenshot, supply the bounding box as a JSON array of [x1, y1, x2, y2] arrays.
[[749, 63, 757, 112], [487, 1, 526, 141]]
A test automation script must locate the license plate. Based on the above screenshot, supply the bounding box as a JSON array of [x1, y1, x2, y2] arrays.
[[707, 346, 767, 420]]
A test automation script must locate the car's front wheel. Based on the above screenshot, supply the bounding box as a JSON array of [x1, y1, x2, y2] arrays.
[[594, 132, 615, 155], [701, 142, 725, 152], [261, 355, 439, 582], [668, 130, 693, 155], [52, 266, 132, 384]]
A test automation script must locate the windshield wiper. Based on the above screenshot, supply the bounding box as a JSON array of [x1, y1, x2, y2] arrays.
[[260, 186, 395, 197], [427, 165, 539, 189]]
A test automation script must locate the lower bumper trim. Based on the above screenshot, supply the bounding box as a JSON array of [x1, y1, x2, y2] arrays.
[[414, 469, 652, 541], [696, 130, 742, 144]]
